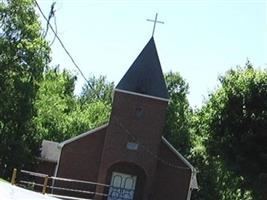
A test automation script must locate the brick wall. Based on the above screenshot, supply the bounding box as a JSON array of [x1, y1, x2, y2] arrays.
[[96, 91, 168, 199]]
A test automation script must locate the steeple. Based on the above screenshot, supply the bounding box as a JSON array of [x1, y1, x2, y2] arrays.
[[116, 37, 169, 100]]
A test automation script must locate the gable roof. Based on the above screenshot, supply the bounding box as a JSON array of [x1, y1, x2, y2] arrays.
[[42, 125, 198, 192], [162, 137, 198, 190], [40, 125, 108, 163], [59, 124, 108, 147], [116, 37, 169, 100]]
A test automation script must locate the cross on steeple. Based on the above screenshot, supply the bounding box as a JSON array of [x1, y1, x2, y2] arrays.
[[146, 13, 164, 37]]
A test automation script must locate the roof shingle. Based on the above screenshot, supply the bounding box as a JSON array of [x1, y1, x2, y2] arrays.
[[116, 37, 169, 100]]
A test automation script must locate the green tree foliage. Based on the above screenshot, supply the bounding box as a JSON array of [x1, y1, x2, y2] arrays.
[[0, 0, 50, 177], [80, 75, 114, 104], [34, 67, 76, 142], [190, 107, 253, 200], [164, 71, 192, 156], [191, 62, 266, 200], [206, 63, 267, 199], [34, 68, 111, 142], [0, 4, 264, 199]]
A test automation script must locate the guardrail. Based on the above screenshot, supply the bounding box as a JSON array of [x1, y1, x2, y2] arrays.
[[10, 168, 109, 200]]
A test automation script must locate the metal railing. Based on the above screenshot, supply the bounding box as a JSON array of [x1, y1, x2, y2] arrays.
[[11, 168, 109, 200], [11, 168, 137, 200]]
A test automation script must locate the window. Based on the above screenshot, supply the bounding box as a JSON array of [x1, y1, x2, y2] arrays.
[[108, 172, 137, 200], [135, 107, 143, 118]]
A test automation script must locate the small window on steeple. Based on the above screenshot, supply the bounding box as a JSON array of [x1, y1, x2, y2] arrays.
[[135, 107, 143, 118]]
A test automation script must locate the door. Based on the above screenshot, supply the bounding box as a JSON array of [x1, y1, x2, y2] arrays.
[[107, 172, 137, 200]]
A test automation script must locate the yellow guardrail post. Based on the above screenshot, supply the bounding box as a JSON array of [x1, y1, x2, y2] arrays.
[[11, 168, 17, 185], [42, 175, 49, 194]]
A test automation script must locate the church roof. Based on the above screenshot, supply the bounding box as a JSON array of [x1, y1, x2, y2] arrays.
[[162, 137, 198, 190], [116, 37, 169, 100]]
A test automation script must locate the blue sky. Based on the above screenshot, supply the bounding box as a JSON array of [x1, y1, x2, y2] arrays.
[[37, 0, 267, 108]]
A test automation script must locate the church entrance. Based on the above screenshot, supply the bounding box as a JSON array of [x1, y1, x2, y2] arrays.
[[105, 162, 146, 200], [107, 172, 137, 200]]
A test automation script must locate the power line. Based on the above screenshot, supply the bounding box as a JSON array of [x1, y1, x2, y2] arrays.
[[35, 0, 190, 171], [43, 1, 56, 38], [34, 0, 97, 96], [44, 1, 57, 46], [49, 13, 57, 46]]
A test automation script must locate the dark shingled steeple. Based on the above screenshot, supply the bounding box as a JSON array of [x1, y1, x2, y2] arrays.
[[116, 37, 169, 100]]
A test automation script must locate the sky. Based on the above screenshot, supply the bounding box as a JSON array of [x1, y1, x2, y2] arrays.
[[37, 0, 267, 108]]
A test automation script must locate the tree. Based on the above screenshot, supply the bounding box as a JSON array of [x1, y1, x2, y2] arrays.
[[190, 106, 254, 200], [80, 75, 114, 104], [34, 67, 76, 142], [164, 71, 192, 156], [67, 100, 111, 139], [0, 0, 50, 177], [34, 69, 111, 142], [197, 62, 266, 199]]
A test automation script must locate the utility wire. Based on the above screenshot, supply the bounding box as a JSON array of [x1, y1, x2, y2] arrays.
[[49, 14, 57, 46], [43, 2, 56, 38], [34, 0, 97, 96], [46, 1, 57, 46], [35, 0, 191, 172]]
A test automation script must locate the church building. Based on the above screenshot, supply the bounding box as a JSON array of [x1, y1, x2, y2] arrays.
[[39, 37, 198, 200]]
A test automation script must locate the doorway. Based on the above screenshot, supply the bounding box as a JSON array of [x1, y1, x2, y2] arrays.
[[108, 172, 137, 200]]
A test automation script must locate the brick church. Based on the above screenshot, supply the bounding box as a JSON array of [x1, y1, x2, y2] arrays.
[[39, 37, 198, 200]]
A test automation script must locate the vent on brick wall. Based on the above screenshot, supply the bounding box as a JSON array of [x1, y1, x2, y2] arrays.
[[127, 142, 139, 150]]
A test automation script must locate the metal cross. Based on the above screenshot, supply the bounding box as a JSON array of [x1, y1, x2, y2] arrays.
[[146, 13, 164, 37]]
